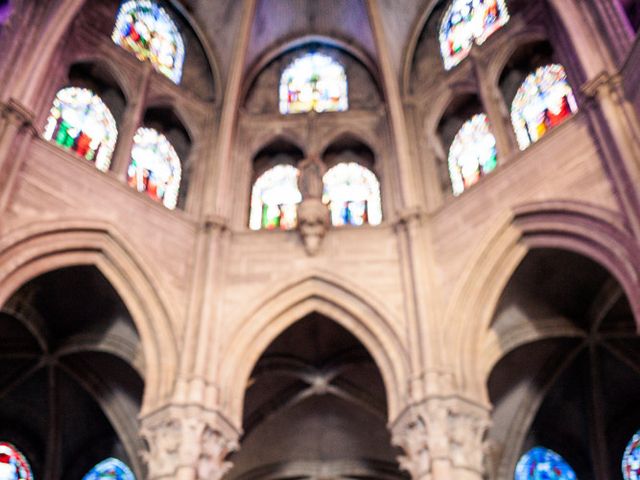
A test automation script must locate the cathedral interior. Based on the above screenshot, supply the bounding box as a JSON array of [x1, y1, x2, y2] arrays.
[[1, 0, 640, 479]]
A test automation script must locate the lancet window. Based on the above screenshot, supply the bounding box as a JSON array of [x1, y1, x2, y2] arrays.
[[127, 127, 181, 209], [515, 447, 578, 480], [322, 162, 382, 227], [82, 457, 136, 480], [0, 442, 33, 480], [279, 53, 348, 114], [439, 0, 510, 70], [112, 0, 185, 83], [447, 113, 497, 195], [43, 87, 118, 172], [511, 64, 578, 150], [623, 430, 640, 480], [249, 164, 302, 230]]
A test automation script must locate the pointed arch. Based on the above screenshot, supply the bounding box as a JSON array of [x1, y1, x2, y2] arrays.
[[0, 219, 179, 412], [219, 270, 410, 429], [445, 201, 640, 399]]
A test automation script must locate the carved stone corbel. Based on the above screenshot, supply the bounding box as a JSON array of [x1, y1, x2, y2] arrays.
[[297, 155, 329, 255]]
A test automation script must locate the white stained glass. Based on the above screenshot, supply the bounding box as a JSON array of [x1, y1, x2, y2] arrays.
[[323, 162, 382, 227], [43, 87, 118, 171], [128, 127, 182, 209], [439, 0, 510, 70], [279, 53, 348, 114], [249, 164, 302, 230], [112, 0, 185, 83], [511, 64, 578, 150], [448, 113, 498, 196]]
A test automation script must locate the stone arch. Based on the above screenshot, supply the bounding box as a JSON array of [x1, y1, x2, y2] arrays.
[[401, 0, 438, 95], [242, 34, 382, 104], [0, 219, 179, 412], [219, 270, 410, 429], [318, 128, 381, 161], [446, 200, 640, 400]]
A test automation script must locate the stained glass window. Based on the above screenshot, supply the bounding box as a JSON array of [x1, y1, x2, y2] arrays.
[[112, 0, 185, 84], [127, 127, 181, 209], [623, 430, 640, 480], [82, 457, 136, 480], [43, 87, 118, 172], [511, 64, 578, 150], [323, 162, 382, 227], [515, 447, 578, 480], [0, 442, 33, 480], [448, 113, 497, 195], [440, 0, 510, 70], [279, 53, 348, 114], [250, 164, 302, 230]]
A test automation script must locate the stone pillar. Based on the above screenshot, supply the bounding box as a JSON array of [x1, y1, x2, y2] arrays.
[[109, 63, 152, 182], [471, 51, 518, 161], [0, 99, 36, 219], [392, 398, 490, 480], [141, 407, 239, 480]]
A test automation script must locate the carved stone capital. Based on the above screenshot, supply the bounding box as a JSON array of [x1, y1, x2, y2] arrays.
[[581, 70, 623, 101], [448, 399, 491, 474], [141, 407, 239, 480], [391, 398, 491, 479], [297, 198, 329, 255], [0, 98, 36, 133]]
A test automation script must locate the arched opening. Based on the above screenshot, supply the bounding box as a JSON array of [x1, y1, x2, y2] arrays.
[[227, 313, 407, 480], [249, 138, 305, 231], [498, 40, 578, 150], [486, 248, 640, 480], [321, 136, 381, 227], [0, 266, 145, 479], [127, 106, 191, 209], [436, 93, 497, 195]]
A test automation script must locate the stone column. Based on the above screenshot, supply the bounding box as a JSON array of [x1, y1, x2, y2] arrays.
[[109, 63, 152, 182], [141, 407, 239, 480], [392, 397, 490, 480], [588, 0, 634, 66], [0, 99, 36, 219], [471, 50, 518, 161]]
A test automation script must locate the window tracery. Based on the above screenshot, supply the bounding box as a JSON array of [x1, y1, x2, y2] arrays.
[[511, 64, 578, 150], [279, 53, 348, 114], [127, 127, 182, 209], [322, 162, 381, 227], [439, 0, 510, 70], [515, 447, 578, 480], [0, 442, 33, 480], [43, 87, 118, 172], [623, 430, 640, 480], [112, 0, 185, 84], [82, 457, 136, 480], [249, 164, 302, 230], [448, 113, 497, 195]]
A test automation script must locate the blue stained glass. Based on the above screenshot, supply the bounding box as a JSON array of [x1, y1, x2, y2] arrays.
[[515, 447, 578, 480], [439, 0, 510, 70], [622, 430, 640, 480], [82, 457, 136, 480]]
